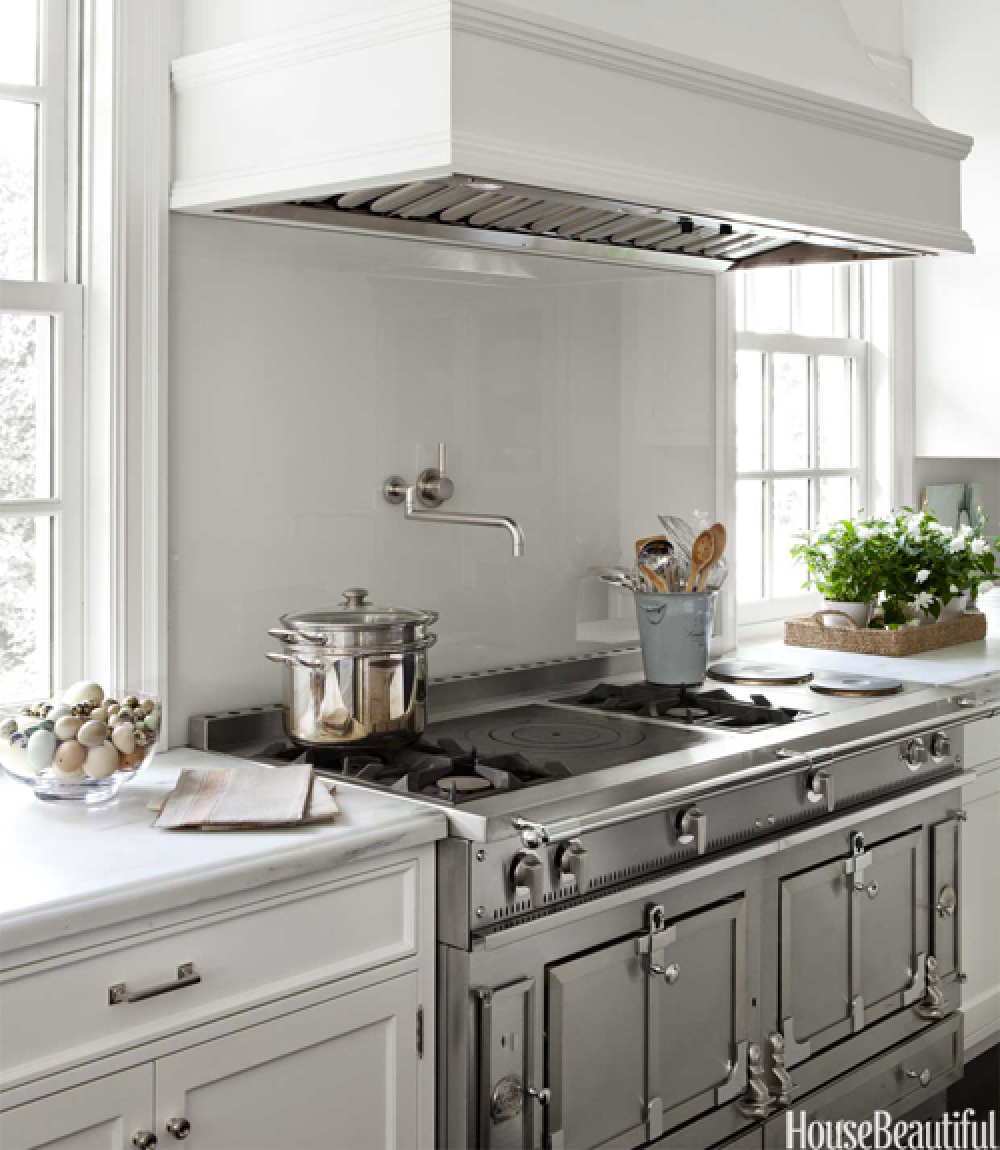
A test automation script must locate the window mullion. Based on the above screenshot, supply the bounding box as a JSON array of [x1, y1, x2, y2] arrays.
[[36, 0, 69, 282]]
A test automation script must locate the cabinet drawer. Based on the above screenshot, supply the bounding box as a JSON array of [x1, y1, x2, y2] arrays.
[[0, 858, 419, 1088], [763, 1015, 962, 1148]]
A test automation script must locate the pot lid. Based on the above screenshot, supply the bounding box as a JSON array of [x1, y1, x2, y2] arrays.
[[281, 588, 438, 632]]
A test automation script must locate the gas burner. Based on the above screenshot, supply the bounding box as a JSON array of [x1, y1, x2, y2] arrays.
[[809, 672, 904, 698], [561, 682, 810, 731], [706, 660, 813, 686], [276, 733, 575, 804]]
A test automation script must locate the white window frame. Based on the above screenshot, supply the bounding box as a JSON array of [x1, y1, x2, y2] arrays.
[[1, 0, 85, 703], [715, 264, 884, 642], [734, 329, 872, 626]]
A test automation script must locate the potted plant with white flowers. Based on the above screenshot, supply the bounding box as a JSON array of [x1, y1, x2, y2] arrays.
[[790, 519, 885, 629], [792, 510, 998, 630], [874, 510, 997, 626]]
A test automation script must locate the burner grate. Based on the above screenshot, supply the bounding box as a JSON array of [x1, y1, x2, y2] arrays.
[[270, 734, 573, 803], [566, 683, 804, 730]]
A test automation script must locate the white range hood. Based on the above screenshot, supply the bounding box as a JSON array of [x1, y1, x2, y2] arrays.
[[170, 0, 974, 272]]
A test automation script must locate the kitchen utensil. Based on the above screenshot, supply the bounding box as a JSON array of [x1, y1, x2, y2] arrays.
[[266, 588, 438, 748], [685, 529, 717, 593], [590, 566, 643, 592], [636, 536, 677, 592], [639, 562, 667, 593], [634, 591, 717, 685], [696, 523, 727, 591]]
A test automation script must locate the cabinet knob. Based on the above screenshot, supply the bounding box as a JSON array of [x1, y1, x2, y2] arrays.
[[166, 1117, 191, 1140], [930, 732, 953, 761], [133, 1134, 158, 1150], [906, 1067, 932, 1088]]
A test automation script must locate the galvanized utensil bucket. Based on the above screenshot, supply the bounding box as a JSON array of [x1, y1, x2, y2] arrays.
[[634, 591, 716, 686]]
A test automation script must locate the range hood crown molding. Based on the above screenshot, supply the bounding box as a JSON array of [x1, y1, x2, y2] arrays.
[[171, 0, 973, 271]]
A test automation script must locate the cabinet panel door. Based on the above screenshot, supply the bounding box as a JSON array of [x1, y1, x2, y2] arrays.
[[155, 973, 418, 1150], [780, 856, 853, 1057], [650, 900, 748, 1132], [547, 936, 647, 1150], [961, 778, 1000, 1048], [860, 830, 925, 1025], [0, 1066, 152, 1150]]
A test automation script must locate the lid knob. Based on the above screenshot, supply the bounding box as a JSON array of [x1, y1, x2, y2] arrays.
[[342, 588, 370, 608]]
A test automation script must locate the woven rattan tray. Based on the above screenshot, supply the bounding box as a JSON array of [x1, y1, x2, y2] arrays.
[[785, 609, 988, 656]]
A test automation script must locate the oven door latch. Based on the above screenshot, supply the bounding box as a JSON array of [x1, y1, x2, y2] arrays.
[[802, 747, 836, 812]]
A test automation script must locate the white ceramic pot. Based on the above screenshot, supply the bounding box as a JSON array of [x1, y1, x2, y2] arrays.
[[939, 593, 970, 621], [818, 600, 872, 630]]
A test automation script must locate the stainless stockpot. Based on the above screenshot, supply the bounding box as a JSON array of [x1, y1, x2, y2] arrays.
[[266, 588, 438, 748]]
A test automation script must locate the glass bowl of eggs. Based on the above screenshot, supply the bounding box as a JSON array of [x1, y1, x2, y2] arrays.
[[0, 680, 160, 803]]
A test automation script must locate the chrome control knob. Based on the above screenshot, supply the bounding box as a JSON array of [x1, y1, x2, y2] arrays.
[[133, 1135, 157, 1150], [511, 852, 544, 905], [557, 839, 589, 891], [931, 731, 953, 761], [166, 1118, 191, 1140], [676, 805, 708, 855], [806, 769, 834, 811], [902, 738, 929, 771]]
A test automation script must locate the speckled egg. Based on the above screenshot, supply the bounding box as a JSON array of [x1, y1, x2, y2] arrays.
[[1, 739, 37, 776], [0, 718, 16, 740], [53, 739, 87, 774], [26, 728, 58, 772], [83, 741, 120, 779], [53, 715, 83, 741], [78, 719, 110, 748], [62, 680, 105, 707], [111, 724, 136, 755]]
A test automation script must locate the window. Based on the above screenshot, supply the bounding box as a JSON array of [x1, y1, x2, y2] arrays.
[[1, 0, 83, 703], [732, 264, 871, 623]]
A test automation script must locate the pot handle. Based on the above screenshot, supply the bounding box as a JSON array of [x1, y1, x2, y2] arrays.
[[267, 628, 327, 645], [265, 652, 325, 669]]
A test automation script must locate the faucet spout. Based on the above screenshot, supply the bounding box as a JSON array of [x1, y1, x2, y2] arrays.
[[404, 487, 525, 556]]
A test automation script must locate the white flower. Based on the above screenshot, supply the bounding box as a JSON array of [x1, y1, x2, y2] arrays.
[[970, 537, 989, 555], [948, 536, 967, 553], [916, 569, 931, 584], [934, 522, 954, 536], [950, 584, 961, 594], [979, 581, 994, 596], [818, 544, 835, 560], [856, 525, 875, 541], [876, 590, 888, 605], [913, 590, 935, 611], [959, 523, 974, 537]]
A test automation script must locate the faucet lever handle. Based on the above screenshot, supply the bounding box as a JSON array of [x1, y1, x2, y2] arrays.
[[417, 442, 455, 507]]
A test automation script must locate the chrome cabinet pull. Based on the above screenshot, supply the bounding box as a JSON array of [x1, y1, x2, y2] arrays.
[[166, 1118, 191, 1140], [133, 1134, 157, 1149], [649, 961, 681, 984], [936, 884, 958, 916], [109, 963, 200, 1006]]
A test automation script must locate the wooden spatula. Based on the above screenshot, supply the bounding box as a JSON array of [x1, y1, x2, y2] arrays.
[[696, 523, 727, 591], [685, 528, 716, 593]]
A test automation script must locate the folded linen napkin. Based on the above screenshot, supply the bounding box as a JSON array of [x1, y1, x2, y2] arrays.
[[154, 763, 339, 830]]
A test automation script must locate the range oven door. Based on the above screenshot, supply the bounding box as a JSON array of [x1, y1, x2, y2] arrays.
[[778, 827, 927, 1065], [545, 897, 749, 1150]]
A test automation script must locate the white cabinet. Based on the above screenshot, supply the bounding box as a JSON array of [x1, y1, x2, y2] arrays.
[[155, 974, 419, 1150], [961, 764, 1000, 1053], [0, 1067, 153, 1150], [0, 844, 435, 1150]]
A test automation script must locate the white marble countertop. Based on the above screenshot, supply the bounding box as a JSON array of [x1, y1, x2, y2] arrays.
[[741, 635, 1000, 687], [0, 749, 447, 959]]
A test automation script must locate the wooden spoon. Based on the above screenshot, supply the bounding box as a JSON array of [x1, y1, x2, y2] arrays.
[[639, 562, 667, 593], [685, 528, 717, 593], [696, 523, 728, 591]]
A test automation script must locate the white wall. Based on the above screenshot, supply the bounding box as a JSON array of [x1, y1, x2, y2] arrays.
[[168, 217, 716, 744], [905, 0, 1000, 461]]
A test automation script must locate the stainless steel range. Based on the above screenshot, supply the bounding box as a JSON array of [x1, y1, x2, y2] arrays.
[[191, 655, 999, 1150]]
